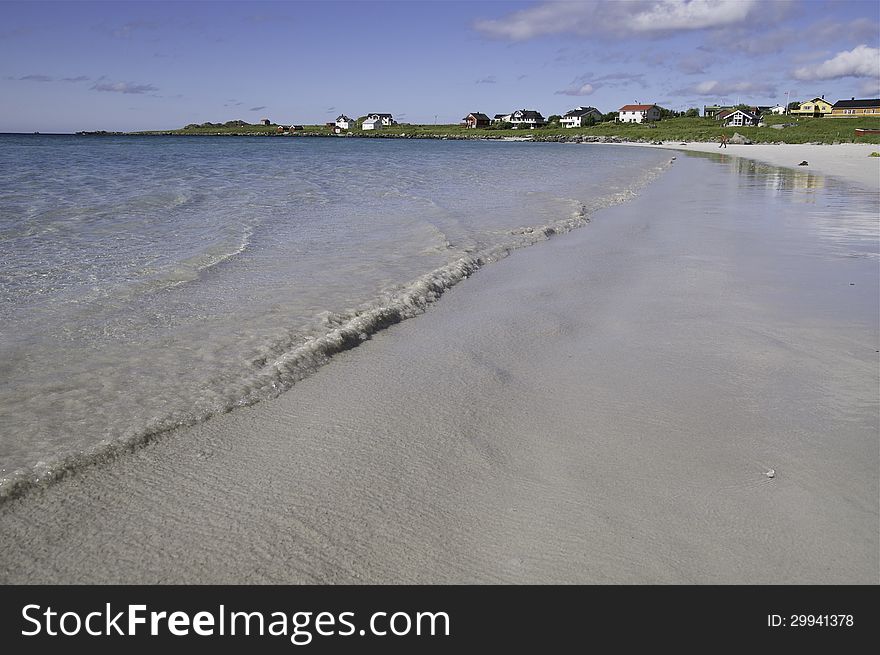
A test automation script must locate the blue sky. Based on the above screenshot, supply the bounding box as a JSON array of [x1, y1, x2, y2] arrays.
[[1, 0, 878, 132]]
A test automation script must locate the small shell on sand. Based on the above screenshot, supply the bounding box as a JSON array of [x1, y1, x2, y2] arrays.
[[765, 469, 776, 479]]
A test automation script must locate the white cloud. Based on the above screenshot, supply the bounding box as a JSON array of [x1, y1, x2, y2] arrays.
[[475, 2, 597, 40], [92, 81, 158, 94], [555, 71, 646, 96], [474, 0, 761, 40], [793, 45, 880, 81], [628, 0, 758, 32], [679, 79, 776, 96], [556, 83, 596, 96]]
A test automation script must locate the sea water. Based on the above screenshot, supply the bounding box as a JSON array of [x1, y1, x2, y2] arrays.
[[0, 135, 673, 492]]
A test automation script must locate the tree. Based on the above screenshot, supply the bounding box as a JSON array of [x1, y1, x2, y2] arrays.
[[547, 114, 562, 124], [787, 101, 800, 111], [603, 111, 618, 122], [684, 108, 699, 118], [584, 114, 596, 127]]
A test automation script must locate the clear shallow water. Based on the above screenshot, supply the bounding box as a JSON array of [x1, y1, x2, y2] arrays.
[[0, 135, 672, 491]]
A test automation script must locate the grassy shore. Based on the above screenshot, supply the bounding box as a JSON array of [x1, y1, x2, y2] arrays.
[[131, 115, 880, 144]]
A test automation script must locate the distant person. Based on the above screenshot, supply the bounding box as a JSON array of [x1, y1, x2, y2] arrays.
[[719, 134, 728, 148]]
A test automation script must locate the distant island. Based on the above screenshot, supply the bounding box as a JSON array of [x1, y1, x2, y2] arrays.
[[77, 111, 880, 145]]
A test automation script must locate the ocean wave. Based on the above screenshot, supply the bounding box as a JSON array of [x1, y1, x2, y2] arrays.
[[0, 156, 675, 504]]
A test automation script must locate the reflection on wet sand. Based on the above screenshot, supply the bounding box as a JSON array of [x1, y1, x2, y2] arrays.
[[684, 150, 878, 259]]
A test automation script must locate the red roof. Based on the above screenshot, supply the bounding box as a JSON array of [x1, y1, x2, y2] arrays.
[[619, 104, 657, 111]]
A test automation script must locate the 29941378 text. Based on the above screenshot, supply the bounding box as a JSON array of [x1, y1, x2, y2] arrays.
[[768, 614, 854, 628]]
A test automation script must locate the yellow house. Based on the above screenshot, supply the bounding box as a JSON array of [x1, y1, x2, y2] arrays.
[[790, 97, 833, 117], [830, 98, 880, 117]]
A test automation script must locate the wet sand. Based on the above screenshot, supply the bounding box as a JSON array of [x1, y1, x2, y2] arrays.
[[1, 149, 877, 583], [620, 141, 880, 191]]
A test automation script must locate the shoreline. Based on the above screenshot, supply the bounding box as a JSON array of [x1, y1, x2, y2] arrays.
[[0, 145, 674, 504], [67, 129, 880, 188], [0, 145, 876, 583]]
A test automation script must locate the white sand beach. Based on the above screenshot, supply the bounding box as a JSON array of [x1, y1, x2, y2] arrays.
[[0, 144, 877, 584]]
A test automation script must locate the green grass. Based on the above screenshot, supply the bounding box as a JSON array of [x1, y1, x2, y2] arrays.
[[133, 115, 880, 144]]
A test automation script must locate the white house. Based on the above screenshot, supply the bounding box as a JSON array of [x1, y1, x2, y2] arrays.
[[492, 113, 512, 124], [508, 109, 546, 129], [560, 106, 603, 128], [719, 109, 759, 127], [361, 117, 380, 130], [770, 105, 787, 115], [335, 114, 354, 129], [617, 104, 662, 123], [366, 113, 394, 126]]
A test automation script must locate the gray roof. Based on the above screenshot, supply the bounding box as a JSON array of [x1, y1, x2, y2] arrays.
[[832, 98, 880, 109], [563, 107, 599, 117], [513, 110, 544, 120]]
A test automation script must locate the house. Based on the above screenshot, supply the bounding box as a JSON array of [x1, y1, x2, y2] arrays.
[[508, 109, 546, 129], [769, 105, 787, 115], [618, 104, 662, 123], [703, 105, 732, 119], [260, 118, 271, 126], [830, 98, 880, 117], [560, 106, 603, 128], [361, 117, 380, 130], [335, 114, 355, 129], [366, 113, 394, 126], [719, 109, 759, 127], [789, 97, 833, 117], [462, 112, 491, 128], [492, 113, 512, 124]]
